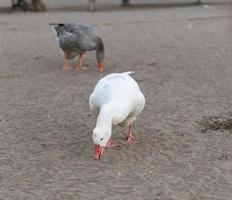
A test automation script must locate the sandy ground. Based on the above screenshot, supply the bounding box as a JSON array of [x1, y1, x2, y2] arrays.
[[1, 0, 232, 199]]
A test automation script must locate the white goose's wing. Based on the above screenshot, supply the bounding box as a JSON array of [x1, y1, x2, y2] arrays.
[[89, 71, 145, 119]]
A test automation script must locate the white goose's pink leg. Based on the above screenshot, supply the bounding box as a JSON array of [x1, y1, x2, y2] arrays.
[[125, 124, 136, 143]]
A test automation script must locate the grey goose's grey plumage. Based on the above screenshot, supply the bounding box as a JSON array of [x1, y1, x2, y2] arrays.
[[51, 22, 105, 71]]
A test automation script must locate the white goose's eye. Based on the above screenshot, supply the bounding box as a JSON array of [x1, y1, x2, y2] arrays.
[[100, 138, 103, 141]]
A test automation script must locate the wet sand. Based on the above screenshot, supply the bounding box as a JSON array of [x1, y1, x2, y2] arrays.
[[0, 1, 232, 199]]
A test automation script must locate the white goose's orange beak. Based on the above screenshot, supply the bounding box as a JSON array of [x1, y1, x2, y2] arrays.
[[94, 145, 104, 160]]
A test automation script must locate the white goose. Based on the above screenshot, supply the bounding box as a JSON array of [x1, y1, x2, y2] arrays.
[[89, 72, 145, 159]]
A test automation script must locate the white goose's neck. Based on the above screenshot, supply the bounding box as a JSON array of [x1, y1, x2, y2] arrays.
[[95, 104, 113, 132]]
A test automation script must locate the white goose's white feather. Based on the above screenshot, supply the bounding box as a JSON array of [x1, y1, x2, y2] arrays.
[[89, 72, 145, 139]]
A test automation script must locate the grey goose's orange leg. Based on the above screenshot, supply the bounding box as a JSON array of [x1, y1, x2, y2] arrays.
[[76, 53, 86, 70], [63, 54, 72, 70]]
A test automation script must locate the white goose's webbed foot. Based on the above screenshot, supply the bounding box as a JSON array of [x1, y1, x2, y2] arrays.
[[106, 138, 120, 148]]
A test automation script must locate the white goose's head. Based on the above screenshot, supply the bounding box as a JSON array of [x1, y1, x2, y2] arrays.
[[92, 127, 111, 160]]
